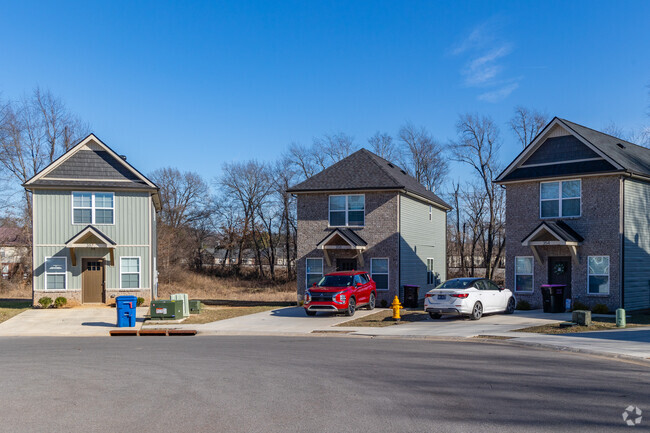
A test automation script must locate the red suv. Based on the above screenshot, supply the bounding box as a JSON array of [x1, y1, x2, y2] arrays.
[[304, 271, 377, 317]]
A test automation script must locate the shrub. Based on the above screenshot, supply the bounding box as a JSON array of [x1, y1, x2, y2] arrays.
[[572, 301, 590, 311], [516, 300, 531, 310], [136, 297, 145, 307], [380, 299, 388, 308], [592, 303, 609, 314], [38, 297, 53, 309], [54, 297, 67, 308]]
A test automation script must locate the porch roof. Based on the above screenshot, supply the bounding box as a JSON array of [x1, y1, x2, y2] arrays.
[[317, 228, 367, 250], [65, 226, 116, 266], [521, 220, 583, 246]]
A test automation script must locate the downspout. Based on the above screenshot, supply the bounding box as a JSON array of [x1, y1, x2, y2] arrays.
[[620, 175, 625, 309], [397, 193, 401, 301]]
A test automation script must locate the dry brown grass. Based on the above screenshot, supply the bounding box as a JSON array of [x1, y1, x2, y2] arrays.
[[158, 270, 296, 302], [0, 280, 31, 299]]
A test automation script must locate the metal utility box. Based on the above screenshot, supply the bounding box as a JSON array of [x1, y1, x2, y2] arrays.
[[572, 310, 591, 326], [150, 300, 184, 320], [171, 293, 190, 317], [189, 300, 203, 314]]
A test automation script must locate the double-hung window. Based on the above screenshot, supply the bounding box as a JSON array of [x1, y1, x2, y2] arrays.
[[514, 257, 534, 292], [45, 257, 67, 290], [120, 257, 141, 289], [73, 192, 114, 224], [540, 180, 581, 218], [426, 258, 435, 285], [306, 258, 323, 287], [329, 195, 364, 227], [371, 258, 389, 291], [588, 256, 609, 295]]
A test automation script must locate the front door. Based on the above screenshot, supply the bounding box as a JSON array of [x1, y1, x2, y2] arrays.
[[548, 256, 572, 299], [82, 259, 104, 303], [336, 258, 357, 272]]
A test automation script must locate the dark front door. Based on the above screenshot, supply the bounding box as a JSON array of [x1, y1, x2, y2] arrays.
[[548, 256, 572, 299], [82, 259, 104, 303], [336, 258, 357, 272]]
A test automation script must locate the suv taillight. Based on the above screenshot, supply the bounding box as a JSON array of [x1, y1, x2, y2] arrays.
[[450, 293, 469, 298]]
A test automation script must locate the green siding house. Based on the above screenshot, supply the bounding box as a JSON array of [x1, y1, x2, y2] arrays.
[[24, 134, 161, 305]]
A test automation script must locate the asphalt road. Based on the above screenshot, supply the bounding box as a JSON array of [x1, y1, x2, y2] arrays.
[[0, 336, 648, 433]]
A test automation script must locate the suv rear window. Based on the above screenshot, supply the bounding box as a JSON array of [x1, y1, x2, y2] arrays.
[[436, 279, 476, 289], [317, 275, 353, 287]]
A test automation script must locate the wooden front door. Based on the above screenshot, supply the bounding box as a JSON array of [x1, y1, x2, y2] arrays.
[[82, 259, 104, 303], [548, 256, 572, 299], [336, 258, 357, 272]]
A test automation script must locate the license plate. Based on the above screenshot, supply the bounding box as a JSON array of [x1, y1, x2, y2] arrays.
[[437, 295, 446, 300]]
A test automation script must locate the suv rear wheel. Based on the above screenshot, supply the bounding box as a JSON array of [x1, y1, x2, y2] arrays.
[[367, 293, 376, 310], [345, 298, 356, 317]]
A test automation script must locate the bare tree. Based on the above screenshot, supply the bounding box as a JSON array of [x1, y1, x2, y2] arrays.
[[451, 114, 504, 280], [287, 142, 317, 179], [368, 132, 399, 161], [398, 123, 448, 191], [509, 106, 547, 148], [149, 168, 210, 229], [313, 132, 357, 167]]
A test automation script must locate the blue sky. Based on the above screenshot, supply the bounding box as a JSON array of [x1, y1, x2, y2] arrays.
[[1, 0, 649, 188]]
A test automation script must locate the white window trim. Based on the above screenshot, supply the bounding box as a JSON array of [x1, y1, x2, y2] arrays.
[[72, 191, 115, 225], [370, 257, 389, 291], [587, 255, 610, 295], [305, 257, 324, 288], [120, 256, 141, 290], [45, 256, 67, 290], [514, 256, 534, 293], [426, 257, 435, 285], [539, 180, 581, 219], [328, 194, 365, 227]]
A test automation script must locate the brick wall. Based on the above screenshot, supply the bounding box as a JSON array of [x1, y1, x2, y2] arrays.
[[296, 192, 399, 305], [505, 175, 621, 310]]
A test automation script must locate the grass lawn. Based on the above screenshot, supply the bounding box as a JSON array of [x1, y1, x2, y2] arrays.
[[336, 309, 430, 327], [180, 305, 280, 324], [514, 311, 650, 334], [0, 299, 31, 324]]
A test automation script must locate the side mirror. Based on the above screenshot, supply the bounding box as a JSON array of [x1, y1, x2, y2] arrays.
[[356, 283, 363, 287], [312, 283, 317, 287]]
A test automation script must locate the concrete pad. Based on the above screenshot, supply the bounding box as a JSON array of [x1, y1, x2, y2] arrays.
[[148, 306, 381, 335], [0, 307, 147, 337]]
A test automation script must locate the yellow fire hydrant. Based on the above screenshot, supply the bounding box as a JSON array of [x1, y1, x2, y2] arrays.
[[391, 296, 402, 321]]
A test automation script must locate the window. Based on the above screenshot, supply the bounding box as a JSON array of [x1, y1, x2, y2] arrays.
[[371, 258, 389, 291], [73, 192, 114, 224], [540, 180, 580, 218], [353, 274, 363, 285], [329, 195, 365, 227], [120, 257, 140, 289], [428, 205, 432, 221], [515, 257, 534, 293], [306, 258, 323, 288], [426, 258, 435, 285], [588, 256, 609, 295], [45, 257, 67, 290]]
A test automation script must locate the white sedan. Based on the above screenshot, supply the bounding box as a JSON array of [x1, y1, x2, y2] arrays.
[[424, 278, 516, 320]]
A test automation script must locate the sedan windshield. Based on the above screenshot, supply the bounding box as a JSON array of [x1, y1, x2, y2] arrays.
[[436, 279, 476, 289], [317, 275, 353, 287]]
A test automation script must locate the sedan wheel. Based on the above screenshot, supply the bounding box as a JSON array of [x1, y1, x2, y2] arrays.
[[367, 293, 376, 310], [505, 297, 515, 314], [345, 298, 356, 317], [470, 302, 483, 320], [429, 312, 442, 319]]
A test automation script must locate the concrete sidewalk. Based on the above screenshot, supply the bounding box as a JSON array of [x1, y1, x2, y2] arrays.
[[0, 307, 147, 336]]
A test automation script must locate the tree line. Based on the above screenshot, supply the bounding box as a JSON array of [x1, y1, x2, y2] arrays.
[[0, 87, 648, 284]]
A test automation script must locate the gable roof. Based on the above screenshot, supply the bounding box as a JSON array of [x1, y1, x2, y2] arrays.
[[24, 134, 161, 210], [521, 220, 584, 246], [65, 225, 116, 247], [287, 148, 451, 210], [317, 228, 368, 249], [496, 117, 650, 183]]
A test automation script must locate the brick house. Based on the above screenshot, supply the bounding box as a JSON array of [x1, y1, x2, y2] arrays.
[[287, 148, 451, 305], [495, 117, 650, 311]]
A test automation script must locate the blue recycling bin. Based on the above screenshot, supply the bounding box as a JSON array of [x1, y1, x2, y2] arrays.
[[116, 296, 137, 327]]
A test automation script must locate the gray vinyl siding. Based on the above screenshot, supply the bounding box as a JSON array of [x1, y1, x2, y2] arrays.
[[399, 194, 447, 298], [623, 178, 650, 310]]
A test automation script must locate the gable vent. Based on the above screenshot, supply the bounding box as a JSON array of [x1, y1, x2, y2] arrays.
[[616, 143, 625, 149], [387, 163, 394, 168], [400, 169, 406, 175]]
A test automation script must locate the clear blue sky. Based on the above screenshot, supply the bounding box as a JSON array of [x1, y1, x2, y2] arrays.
[[1, 0, 649, 187]]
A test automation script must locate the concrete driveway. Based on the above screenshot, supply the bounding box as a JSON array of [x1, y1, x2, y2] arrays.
[[0, 307, 147, 337]]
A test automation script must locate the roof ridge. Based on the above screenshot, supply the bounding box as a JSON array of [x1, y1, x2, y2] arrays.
[[358, 148, 406, 188], [559, 118, 644, 149]]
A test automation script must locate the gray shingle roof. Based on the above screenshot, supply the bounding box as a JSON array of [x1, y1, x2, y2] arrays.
[[522, 220, 584, 244], [287, 148, 451, 209], [317, 228, 368, 248]]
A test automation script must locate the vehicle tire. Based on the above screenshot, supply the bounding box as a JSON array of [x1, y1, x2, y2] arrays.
[[305, 310, 317, 317], [470, 302, 483, 320], [505, 297, 515, 314], [345, 298, 356, 317], [429, 312, 442, 319], [367, 293, 376, 310]]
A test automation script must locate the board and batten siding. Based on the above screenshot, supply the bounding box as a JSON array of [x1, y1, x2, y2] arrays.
[[623, 178, 650, 310], [399, 194, 447, 298]]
